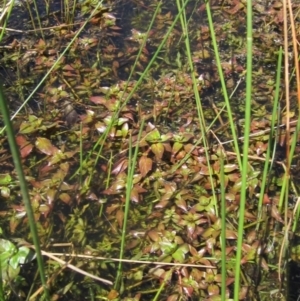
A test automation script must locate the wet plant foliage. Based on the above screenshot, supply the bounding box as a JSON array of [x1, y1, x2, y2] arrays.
[[0, 0, 300, 300]]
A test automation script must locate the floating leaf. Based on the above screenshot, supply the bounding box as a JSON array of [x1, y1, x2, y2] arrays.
[[19, 115, 42, 134], [151, 142, 164, 160], [35, 137, 58, 155], [223, 164, 238, 173], [0, 174, 12, 185], [146, 128, 161, 142], [139, 155, 152, 177], [16, 135, 33, 158]]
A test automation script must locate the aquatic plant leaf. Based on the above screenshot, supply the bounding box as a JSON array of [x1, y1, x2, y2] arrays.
[[112, 158, 128, 175], [225, 193, 235, 202], [19, 115, 42, 134], [107, 289, 119, 300], [95, 121, 107, 133], [175, 198, 187, 212], [148, 230, 160, 242], [1, 187, 10, 198], [116, 209, 123, 228], [223, 164, 238, 173], [35, 137, 58, 155], [146, 128, 161, 142], [271, 205, 284, 223], [172, 244, 189, 263], [151, 143, 164, 160], [130, 186, 140, 203], [90, 95, 106, 105], [167, 295, 179, 301], [172, 141, 183, 154], [0, 174, 11, 185], [226, 229, 238, 239], [139, 155, 152, 177], [207, 284, 220, 296], [16, 135, 33, 158], [182, 283, 194, 297], [59, 193, 72, 205], [49, 151, 74, 165], [80, 110, 95, 124]]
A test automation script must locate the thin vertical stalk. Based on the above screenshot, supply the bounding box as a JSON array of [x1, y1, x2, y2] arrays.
[[219, 150, 227, 301], [0, 85, 49, 300], [114, 119, 145, 290], [257, 47, 283, 213], [176, 0, 218, 216], [234, 0, 253, 299], [205, 1, 242, 169], [0, 0, 14, 42]]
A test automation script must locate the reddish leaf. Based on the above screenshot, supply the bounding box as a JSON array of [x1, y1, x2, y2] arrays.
[[139, 155, 152, 177], [175, 198, 187, 211], [16, 135, 33, 158], [90, 96, 106, 105], [112, 158, 128, 175], [130, 186, 140, 203], [207, 284, 220, 296], [116, 209, 123, 228]]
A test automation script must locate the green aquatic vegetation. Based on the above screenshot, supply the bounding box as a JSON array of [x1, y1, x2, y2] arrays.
[[0, 0, 299, 300]]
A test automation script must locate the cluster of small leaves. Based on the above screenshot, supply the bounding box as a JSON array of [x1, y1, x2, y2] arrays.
[[0, 0, 299, 300]]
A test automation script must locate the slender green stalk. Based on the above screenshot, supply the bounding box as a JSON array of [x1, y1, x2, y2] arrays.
[[234, 0, 253, 299], [152, 270, 173, 301], [79, 122, 83, 188], [114, 119, 145, 290], [31, 0, 44, 38], [176, 0, 218, 216], [0, 85, 49, 300], [0, 0, 14, 42], [219, 150, 227, 301], [0, 257, 4, 301], [257, 47, 283, 213], [205, 1, 242, 169]]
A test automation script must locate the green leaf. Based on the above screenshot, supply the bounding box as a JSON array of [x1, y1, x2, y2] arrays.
[[19, 115, 43, 134], [146, 128, 161, 142], [151, 143, 164, 160], [35, 137, 58, 155], [0, 174, 12, 185]]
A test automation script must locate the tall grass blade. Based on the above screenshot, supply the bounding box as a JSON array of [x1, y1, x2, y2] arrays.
[[219, 150, 227, 301], [176, 0, 218, 215], [234, 0, 253, 299], [257, 47, 283, 213], [0, 0, 14, 42], [114, 119, 145, 290], [0, 85, 49, 299], [205, 1, 242, 169]]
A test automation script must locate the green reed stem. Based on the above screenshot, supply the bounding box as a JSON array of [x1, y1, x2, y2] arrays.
[[219, 150, 227, 301], [0, 85, 49, 300], [257, 47, 283, 214], [205, 1, 241, 169], [234, 0, 253, 299], [0, 0, 14, 42], [176, 0, 218, 216], [114, 118, 145, 291]]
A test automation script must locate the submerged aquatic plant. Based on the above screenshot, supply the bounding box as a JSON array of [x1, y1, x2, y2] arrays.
[[0, 0, 299, 300]]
